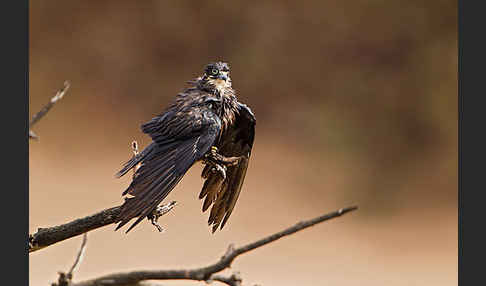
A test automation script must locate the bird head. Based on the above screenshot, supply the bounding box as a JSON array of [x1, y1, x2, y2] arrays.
[[202, 62, 232, 94]]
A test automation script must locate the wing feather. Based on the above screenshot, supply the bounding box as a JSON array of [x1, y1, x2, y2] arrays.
[[200, 102, 256, 232], [115, 100, 221, 233]]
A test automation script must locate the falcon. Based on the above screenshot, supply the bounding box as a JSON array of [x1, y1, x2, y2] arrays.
[[114, 62, 256, 233]]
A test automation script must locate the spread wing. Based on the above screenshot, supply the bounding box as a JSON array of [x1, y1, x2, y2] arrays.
[[199, 103, 256, 232], [115, 102, 221, 233]]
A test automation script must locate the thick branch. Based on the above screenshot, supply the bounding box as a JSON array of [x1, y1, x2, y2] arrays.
[[30, 201, 178, 253], [29, 206, 121, 253], [67, 206, 357, 286]]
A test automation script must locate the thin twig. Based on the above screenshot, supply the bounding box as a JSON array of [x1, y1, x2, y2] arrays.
[[210, 272, 242, 286], [64, 206, 357, 286], [131, 141, 141, 178], [52, 233, 89, 286], [29, 80, 70, 139], [68, 233, 88, 275]]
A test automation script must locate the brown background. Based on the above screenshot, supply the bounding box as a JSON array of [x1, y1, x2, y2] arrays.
[[29, 1, 457, 285]]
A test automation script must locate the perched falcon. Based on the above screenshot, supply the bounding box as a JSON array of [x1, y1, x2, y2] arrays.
[[115, 62, 256, 233]]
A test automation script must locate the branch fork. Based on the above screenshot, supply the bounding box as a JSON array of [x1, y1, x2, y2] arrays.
[[50, 206, 358, 286]]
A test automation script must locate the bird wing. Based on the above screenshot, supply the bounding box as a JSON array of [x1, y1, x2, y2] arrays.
[[116, 102, 221, 233], [199, 102, 256, 232]]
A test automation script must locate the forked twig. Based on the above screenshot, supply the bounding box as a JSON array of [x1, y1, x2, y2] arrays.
[[52, 233, 88, 286], [63, 206, 358, 286], [209, 272, 243, 286]]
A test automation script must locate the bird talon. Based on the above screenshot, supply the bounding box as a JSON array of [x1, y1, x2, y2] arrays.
[[151, 219, 165, 232], [146, 201, 177, 232], [205, 147, 241, 167], [211, 164, 226, 179], [228, 156, 242, 166]]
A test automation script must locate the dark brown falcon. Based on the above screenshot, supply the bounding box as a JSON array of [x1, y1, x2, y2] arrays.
[[115, 62, 256, 233]]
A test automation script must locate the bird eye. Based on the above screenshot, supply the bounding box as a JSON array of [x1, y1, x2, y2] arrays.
[[211, 68, 218, 75]]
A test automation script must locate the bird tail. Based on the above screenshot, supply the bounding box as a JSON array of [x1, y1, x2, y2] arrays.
[[115, 142, 156, 179]]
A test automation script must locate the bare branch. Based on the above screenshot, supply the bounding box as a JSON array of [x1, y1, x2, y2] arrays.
[[52, 233, 89, 286], [66, 206, 357, 286], [210, 272, 242, 286], [233, 206, 358, 255], [29, 206, 121, 253], [29, 200, 178, 253], [29, 80, 70, 139], [68, 233, 88, 276]]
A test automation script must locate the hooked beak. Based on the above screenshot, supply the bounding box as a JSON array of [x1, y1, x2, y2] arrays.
[[216, 74, 228, 81]]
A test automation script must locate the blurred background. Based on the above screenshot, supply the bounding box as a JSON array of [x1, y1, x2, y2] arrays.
[[29, 1, 457, 285]]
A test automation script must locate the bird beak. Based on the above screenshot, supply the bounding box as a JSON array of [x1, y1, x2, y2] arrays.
[[217, 74, 228, 81]]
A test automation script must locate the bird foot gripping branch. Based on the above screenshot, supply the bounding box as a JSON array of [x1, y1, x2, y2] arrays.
[[146, 201, 178, 232], [202, 146, 243, 180]]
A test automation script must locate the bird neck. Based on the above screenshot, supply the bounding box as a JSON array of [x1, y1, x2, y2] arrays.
[[196, 76, 234, 98]]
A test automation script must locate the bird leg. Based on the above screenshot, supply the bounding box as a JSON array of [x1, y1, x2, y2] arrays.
[[146, 201, 177, 232], [203, 147, 243, 179], [207, 146, 242, 165]]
